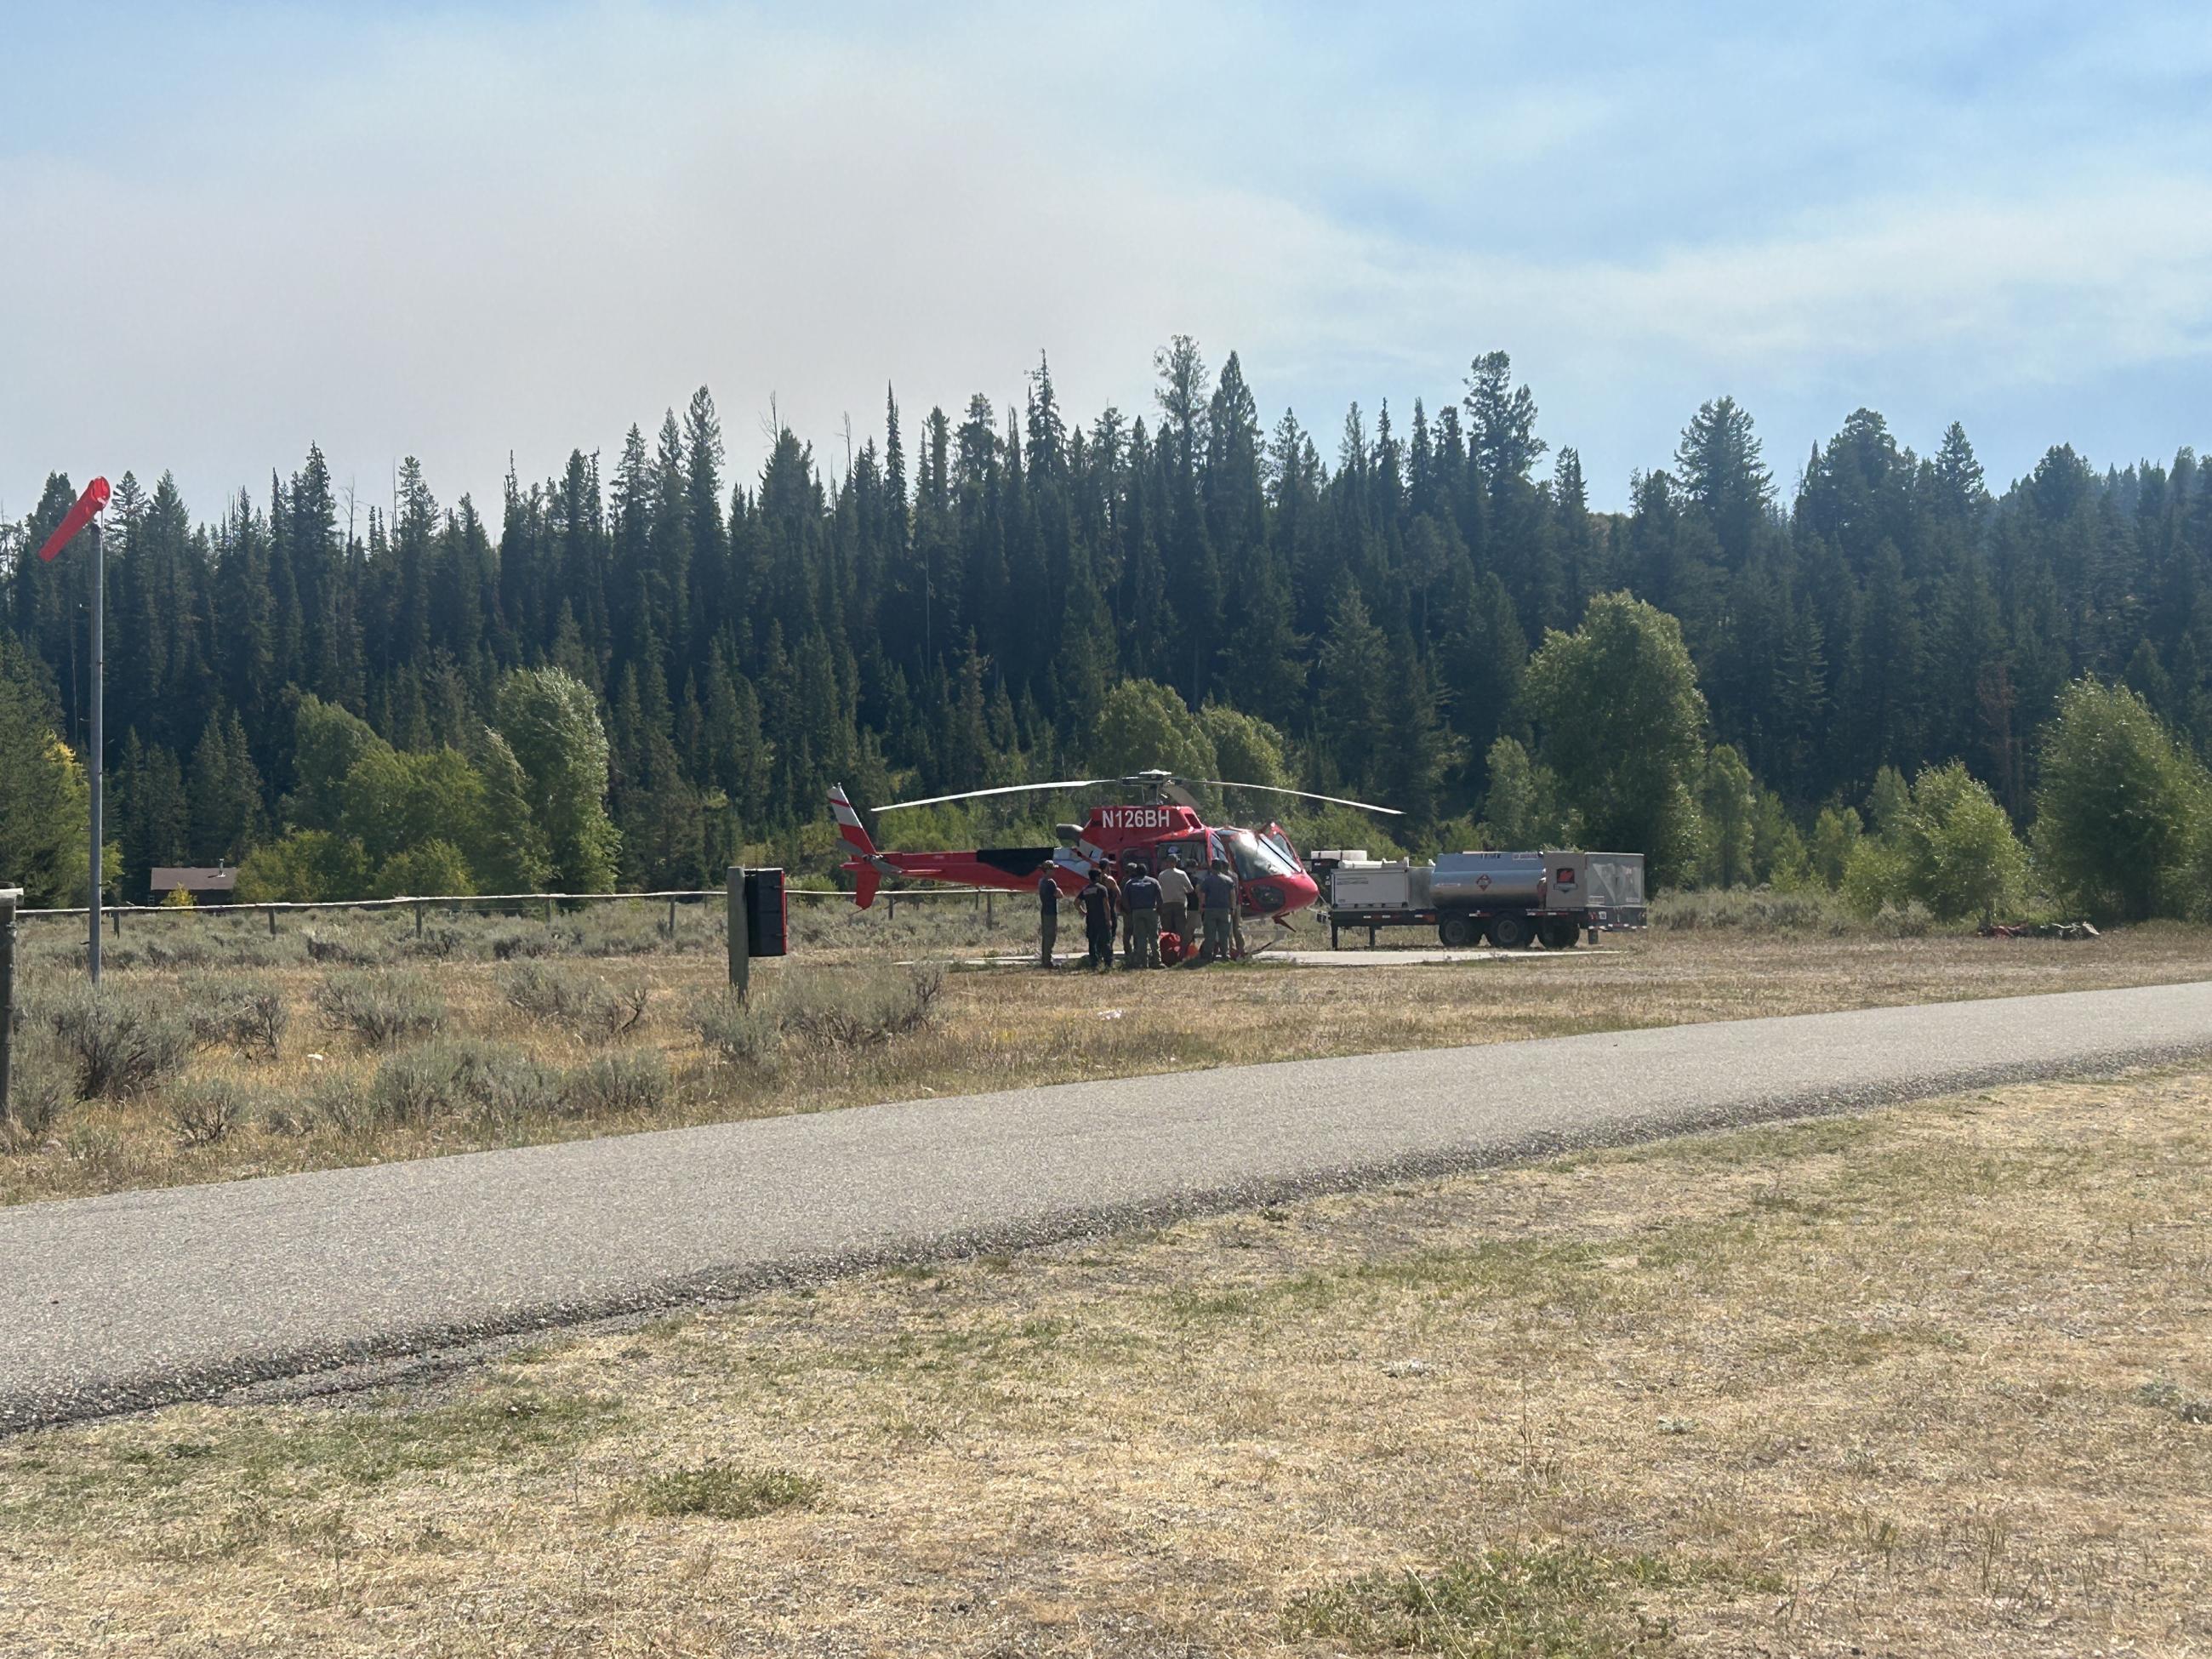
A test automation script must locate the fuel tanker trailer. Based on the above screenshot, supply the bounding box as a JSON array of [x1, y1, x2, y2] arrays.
[[1314, 850, 1647, 949]]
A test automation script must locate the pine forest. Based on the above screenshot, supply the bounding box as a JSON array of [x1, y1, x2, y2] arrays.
[[5, 342, 2209, 923]]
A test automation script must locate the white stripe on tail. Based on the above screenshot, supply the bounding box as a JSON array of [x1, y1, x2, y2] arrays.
[[830, 784, 889, 908], [830, 784, 876, 855]]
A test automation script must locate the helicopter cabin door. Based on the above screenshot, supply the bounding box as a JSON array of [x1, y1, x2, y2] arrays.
[[1155, 835, 1208, 875]]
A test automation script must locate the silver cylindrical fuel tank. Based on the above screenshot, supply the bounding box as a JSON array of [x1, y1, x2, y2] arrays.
[[1428, 851, 1548, 908]]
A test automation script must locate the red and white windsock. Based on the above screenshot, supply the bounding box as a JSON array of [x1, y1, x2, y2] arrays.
[[37, 476, 111, 563]]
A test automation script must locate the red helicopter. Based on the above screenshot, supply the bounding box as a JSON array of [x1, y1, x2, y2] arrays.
[[829, 770, 1401, 924]]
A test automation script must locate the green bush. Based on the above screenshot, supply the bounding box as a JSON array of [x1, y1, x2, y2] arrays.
[[1839, 837, 1913, 920], [1809, 806, 1862, 891], [1870, 899, 1935, 938], [2033, 677, 2210, 921], [235, 829, 367, 903], [1900, 761, 2031, 923], [1841, 763, 2028, 925], [371, 838, 476, 900]]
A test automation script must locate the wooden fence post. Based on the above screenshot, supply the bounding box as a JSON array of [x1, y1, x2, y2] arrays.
[[415, 901, 425, 938], [0, 889, 18, 1125]]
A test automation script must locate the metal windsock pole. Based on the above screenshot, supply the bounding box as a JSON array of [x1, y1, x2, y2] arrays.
[[36, 476, 113, 985]]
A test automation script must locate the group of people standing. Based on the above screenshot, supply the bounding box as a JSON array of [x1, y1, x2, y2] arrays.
[[1037, 848, 1241, 971]]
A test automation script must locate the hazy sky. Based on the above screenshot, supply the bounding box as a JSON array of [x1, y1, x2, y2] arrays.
[[4, 1, 2209, 525]]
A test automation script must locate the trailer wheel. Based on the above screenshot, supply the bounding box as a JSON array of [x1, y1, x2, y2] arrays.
[[1539, 918, 1580, 949], [1489, 914, 1532, 949], [1438, 914, 1479, 949]]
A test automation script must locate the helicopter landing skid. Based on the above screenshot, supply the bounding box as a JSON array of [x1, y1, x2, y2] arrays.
[[1239, 914, 1301, 959]]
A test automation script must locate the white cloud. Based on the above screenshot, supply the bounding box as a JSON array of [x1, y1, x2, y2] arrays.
[[3, 3, 2207, 521]]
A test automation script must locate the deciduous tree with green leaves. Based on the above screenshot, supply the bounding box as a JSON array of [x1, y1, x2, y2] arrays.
[[1520, 593, 1708, 883], [497, 666, 621, 893], [1087, 679, 1217, 781], [1474, 736, 1577, 850], [0, 640, 92, 904], [2032, 678, 2209, 921]]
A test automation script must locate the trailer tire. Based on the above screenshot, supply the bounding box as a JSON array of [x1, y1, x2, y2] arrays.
[[1539, 918, 1581, 950], [1489, 914, 1532, 949], [1438, 914, 1479, 949]]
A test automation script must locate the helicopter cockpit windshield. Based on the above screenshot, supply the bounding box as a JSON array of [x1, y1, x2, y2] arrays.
[[1223, 828, 1300, 882]]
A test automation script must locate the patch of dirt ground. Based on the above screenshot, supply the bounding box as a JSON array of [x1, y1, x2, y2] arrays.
[[3, 1066, 2210, 1656]]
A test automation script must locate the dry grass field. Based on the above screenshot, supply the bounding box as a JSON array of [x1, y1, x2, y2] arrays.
[[6, 897, 2212, 1206], [4, 1063, 2208, 1656]]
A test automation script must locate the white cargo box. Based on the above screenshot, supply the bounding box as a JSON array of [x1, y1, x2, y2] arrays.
[[1582, 852, 1647, 914], [1331, 861, 1417, 910]]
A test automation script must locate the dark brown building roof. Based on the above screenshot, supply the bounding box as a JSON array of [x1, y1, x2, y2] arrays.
[[150, 866, 238, 893]]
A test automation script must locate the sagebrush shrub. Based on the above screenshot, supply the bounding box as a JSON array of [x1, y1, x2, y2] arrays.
[[3, 1044, 78, 1144], [143, 938, 214, 970], [489, 929, 556, 962], [406, 925, 465, 960], [690, 988, 780, 1067], [499, 962, 647, 1038], [167, 1078, 247, 1147], [572, 909, 666, 959], [562, 1051, 670, 1117], [315, 972, 446, 1048], [778, 963, 944, 1049], [42, 987, 191, 1099], [364, 1040, 562, 1128], [184, 978, 288, 1060]]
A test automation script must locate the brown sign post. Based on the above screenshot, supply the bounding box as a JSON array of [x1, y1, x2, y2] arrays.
[[726, 866, 749, 997]]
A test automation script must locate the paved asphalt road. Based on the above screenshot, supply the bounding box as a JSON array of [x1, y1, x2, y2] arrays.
[[7, 981, 2211, 1431], [963, 949, 1621, 968]]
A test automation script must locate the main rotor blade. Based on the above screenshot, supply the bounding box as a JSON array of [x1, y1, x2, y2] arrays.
[[872, 779, 1109, 812], [1175, 778, 1405, 816]]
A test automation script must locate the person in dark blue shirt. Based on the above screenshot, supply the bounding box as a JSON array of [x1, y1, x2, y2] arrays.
[[1121, 860, 1163, 967]]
